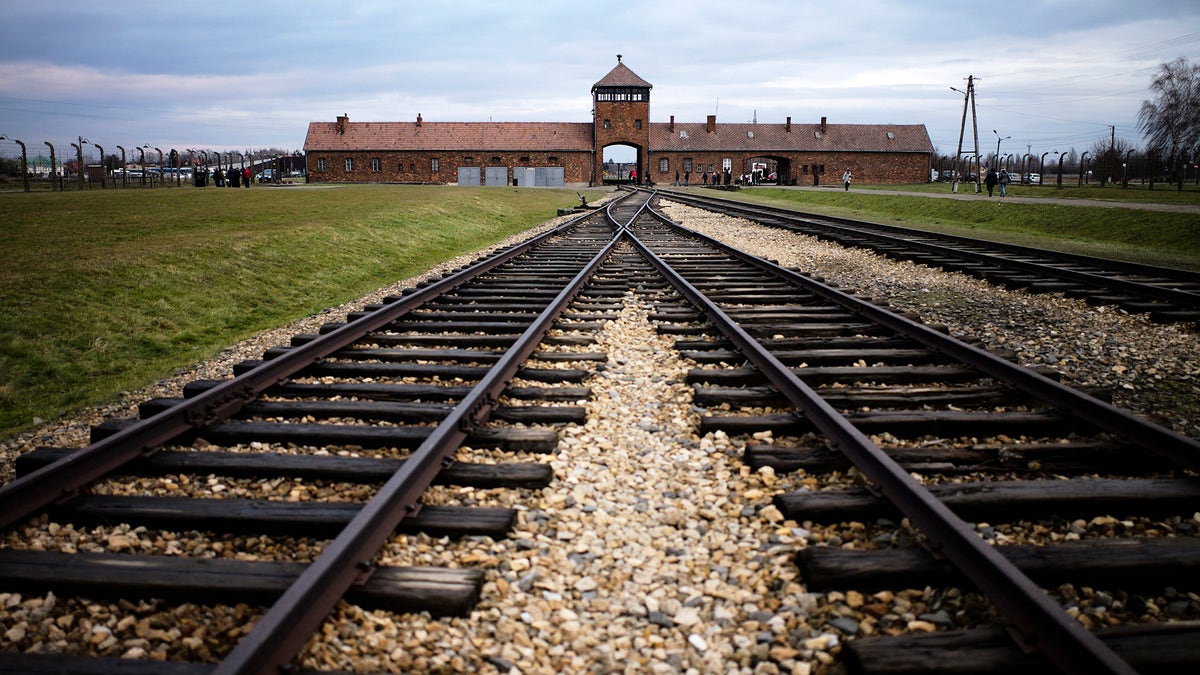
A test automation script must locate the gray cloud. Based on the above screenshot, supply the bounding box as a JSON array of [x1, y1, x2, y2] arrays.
[[1, 1, 1197, 161]]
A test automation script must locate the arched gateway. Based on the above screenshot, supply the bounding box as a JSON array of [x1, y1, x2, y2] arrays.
[[304, 58, 934, 187]]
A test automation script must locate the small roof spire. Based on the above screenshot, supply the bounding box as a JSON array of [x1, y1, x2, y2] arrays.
[[617, 54, 622, 63]]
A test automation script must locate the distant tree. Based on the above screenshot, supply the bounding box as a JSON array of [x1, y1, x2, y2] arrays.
[[1064, 148, 1079, 173], [1090, 137, 1136, 186], [1138, 57, 1200, 190]]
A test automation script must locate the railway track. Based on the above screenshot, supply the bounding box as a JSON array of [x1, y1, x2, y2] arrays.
[[1, 188, 1197, 673], [656, 188, 1200, 326], [0, 212, 622, 673]]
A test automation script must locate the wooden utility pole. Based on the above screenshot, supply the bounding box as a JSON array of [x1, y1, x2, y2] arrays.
[[952, 75, 982, 193], [1108, 124, 1116, 187]]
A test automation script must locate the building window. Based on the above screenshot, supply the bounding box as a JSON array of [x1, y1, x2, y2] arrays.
[[635, 119, 642, 130], [316, 158, 327, 172], [431, 158, 440, 172], [344, 158, 354, 172], [603, 119, 611, 129], [464, 156, 474, 164], [722, 158, 731, 172], [371, 158, 381, 172], [683, 158, 693, 172], [659, 158, 669, 172], [548, 156, 558, 163], [520, 156, 530, 163], [491, 156, 501, 164]]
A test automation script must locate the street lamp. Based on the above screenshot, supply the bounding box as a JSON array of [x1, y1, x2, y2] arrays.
[[0, 134, 30, 192], [993, 130, 1010, 173], [950, 86, 968, 193]]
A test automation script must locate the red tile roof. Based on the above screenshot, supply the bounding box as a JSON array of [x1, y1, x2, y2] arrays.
[[305, 119, 932, 155], [651, 121, 933, 153], [592, 62, 653, 90], [305, 121, 595, 152]]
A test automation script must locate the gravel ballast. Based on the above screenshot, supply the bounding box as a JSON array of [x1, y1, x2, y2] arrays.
[[1, 197, 1197, 673]]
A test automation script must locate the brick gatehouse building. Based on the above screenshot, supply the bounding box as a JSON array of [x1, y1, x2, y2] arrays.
[[303, 57, 934, 187]]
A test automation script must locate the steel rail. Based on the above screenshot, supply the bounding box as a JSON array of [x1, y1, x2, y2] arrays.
[[212, 229, 622, 674], [642, 199, 1200, 472], [623, 208, 1138, 675], [0, 214, 591, 530], [658, 188, 1200, 308]]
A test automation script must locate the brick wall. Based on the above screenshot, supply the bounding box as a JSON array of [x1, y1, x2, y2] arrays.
[[307, 150, 595, 185], [648, 151, 930, 185], [307, 148, 929, 187]]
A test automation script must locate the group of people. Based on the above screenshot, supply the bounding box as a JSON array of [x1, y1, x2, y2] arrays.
[[672, 169, 735, 186], [983, 166, 1011, 197], [211, 166, 251, 188]]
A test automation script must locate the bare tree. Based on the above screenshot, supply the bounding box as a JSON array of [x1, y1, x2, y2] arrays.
[[1138, 57, 1200, 190], [1090, 137, 1137, 185]]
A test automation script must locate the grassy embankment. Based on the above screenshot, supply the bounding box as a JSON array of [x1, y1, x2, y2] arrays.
[[727, 184, 1200, 270], [0, 185, 606, 440]]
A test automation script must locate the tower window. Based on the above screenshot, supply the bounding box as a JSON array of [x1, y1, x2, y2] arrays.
[[635, 119, 642, 129], [603, 120, 611, 129]]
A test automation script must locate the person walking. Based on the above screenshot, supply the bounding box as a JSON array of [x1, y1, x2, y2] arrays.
[[842, 168, 852, 191], [243, 166, 251, 188], [998, 168, 1009, 197], [985, 166, 998, 197], [674, 170, 680, 186]]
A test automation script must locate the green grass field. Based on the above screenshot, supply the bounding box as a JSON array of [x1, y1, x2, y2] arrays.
[[728, 185, 1200, 269], [0, 182, 1196, 441], [0, 185, 605, 439]]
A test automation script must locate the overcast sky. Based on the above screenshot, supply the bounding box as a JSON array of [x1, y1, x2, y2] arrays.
[[2, 1, 1198, 165]]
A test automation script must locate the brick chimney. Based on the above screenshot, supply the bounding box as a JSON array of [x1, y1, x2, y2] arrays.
[[706, 115, 716, 133], [820, 116, 827, 133], [416, 113, 422, 127], [669, 115, 674, 132], [336, 114, 348, 135], [786, 116, 791, 132]]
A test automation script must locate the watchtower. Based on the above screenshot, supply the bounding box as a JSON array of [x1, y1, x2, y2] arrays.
[[592, 55, 652, 184]]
